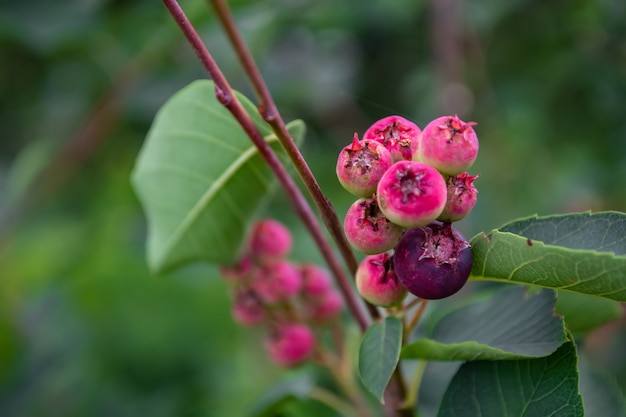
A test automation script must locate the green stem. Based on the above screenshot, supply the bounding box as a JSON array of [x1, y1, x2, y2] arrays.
[[404, 360, 428, 409], [309, 387, 361, 417]]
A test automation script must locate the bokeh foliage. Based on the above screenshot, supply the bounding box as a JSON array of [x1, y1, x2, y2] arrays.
[[0, 0, 624, 416]]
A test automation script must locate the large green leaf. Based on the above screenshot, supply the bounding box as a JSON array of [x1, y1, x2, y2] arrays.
[[470, 212, 626, 301], [131, 80, 305, 273], [437, 340, 584, 417], [402, 287, 566, 361], [358, 317, 403, 404]]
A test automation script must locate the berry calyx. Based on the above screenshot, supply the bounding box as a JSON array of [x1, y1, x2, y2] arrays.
[[336, 133, 393, 197], [265, 323, 316, 367], [418, 115, 479, 175], [438, 172, 479, 222], [393, 222, 472, 300], [356, 252, 407, 307], [376, 160, 447, 228], [343, 195, 404, 254], [363, 115, 421, 162], [231, 287, 266, 326]]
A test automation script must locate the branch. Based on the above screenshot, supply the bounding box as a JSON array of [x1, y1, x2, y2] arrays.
[[161, 0, 371, 332], [208, 0, 381, 321]]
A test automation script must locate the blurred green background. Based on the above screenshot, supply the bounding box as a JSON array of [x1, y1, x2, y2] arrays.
[[1, 0, 625, 416]]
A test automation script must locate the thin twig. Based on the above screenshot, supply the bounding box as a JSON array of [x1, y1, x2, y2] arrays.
[[208, 0, 382, 321], [161, 0, 370, 331]]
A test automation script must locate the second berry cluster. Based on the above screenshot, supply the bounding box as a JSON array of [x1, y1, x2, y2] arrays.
[[336, 115, 479, 302]]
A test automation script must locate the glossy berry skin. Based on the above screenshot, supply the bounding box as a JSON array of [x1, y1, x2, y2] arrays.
[[265, 323, 316, 367], [438, 172, 479, 222], [418, 115, 479, 175], [253, 261, 302, 304], [356, 253, 407, 307], [376, 161, 447, 228], [363, 115, 421, 162], [249, 219, 293, 265], [343, 196, 404, 254], [336, 134, 393, 197], [393, 222, 472, 300]]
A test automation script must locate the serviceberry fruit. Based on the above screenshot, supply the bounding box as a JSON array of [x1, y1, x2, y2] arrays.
[[265, 323, 316, 367], [231, 287, 266, 326], [376, 160, 447, 228], [336, 134, 393, 198], [418, 115, 478, 175], [252, 261, 302, 304], [363, 115, 421, 162], [306, 290, 343, 324], [393, 222, 472, 300], [343, 195, 404, 254], [300, 264, 333, 298], [356, 252, 407, 307], [249, 219, 292, 264], [438, 172, 479, 222]]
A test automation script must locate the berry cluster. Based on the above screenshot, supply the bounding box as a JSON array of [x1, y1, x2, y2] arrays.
[[336, 115, 479, 301], [220, 219, 343, 367]]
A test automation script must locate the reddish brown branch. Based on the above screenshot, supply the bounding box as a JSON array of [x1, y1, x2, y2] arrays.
[[162, 0, 371, 331]]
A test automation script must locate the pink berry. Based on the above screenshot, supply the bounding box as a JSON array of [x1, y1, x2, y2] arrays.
[[356, 253, 407, 307], [438, 172, 479, 222], [306, 290, 344, 324], [343, 195, 404, 255], [265, 323, 316, 367], [231, 287, 266, 326], [249, 219, 292, 264], [336, 133, 393, 198], [252, 261, 302, 304], [300, 264, 333, 298], [393, 222, 472, 300], [376, 160, 447, 228], [363, 115, 421, 162], [417, 115, 479, 175]]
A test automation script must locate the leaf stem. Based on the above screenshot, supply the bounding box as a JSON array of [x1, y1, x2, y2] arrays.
[[208, 0, 382, 321], [161, 0, 371, 331]]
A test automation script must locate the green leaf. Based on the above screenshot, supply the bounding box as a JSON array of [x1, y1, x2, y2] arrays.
[[358, 317, 403, 404], [437, 340, 584, 417], [402, 287, 566, 361], [470, 212, 626, 301], [246, 376, 314, 417], [131, 80, 305, 273], [555, 291, 622, 336]]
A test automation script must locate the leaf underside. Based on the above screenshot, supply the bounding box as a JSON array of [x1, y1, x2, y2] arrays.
[[402, 287, 567, 361], [470, 211, 626, 301], [131, 80, 305, 273]]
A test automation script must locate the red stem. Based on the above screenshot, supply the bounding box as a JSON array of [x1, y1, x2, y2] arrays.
[[161, 0, 370, 332]]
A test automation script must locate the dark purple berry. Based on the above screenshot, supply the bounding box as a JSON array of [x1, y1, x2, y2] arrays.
[[393, 222, 472, 300]]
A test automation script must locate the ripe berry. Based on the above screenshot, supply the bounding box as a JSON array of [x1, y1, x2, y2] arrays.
[[249, 219, 292, 264], [336, 134, 393, 198], [265, 323, 316, 367], [363, 115, 421, 162], [376, 160, 447, 228], [438, 172, 479, 222], [219, 255, 254, 283], [393, 222, 472, 300], [343, 195, 404, 254], [252, 261, 302, 304], [356, 253, 407, 307], [418, 115, 478, 175]]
